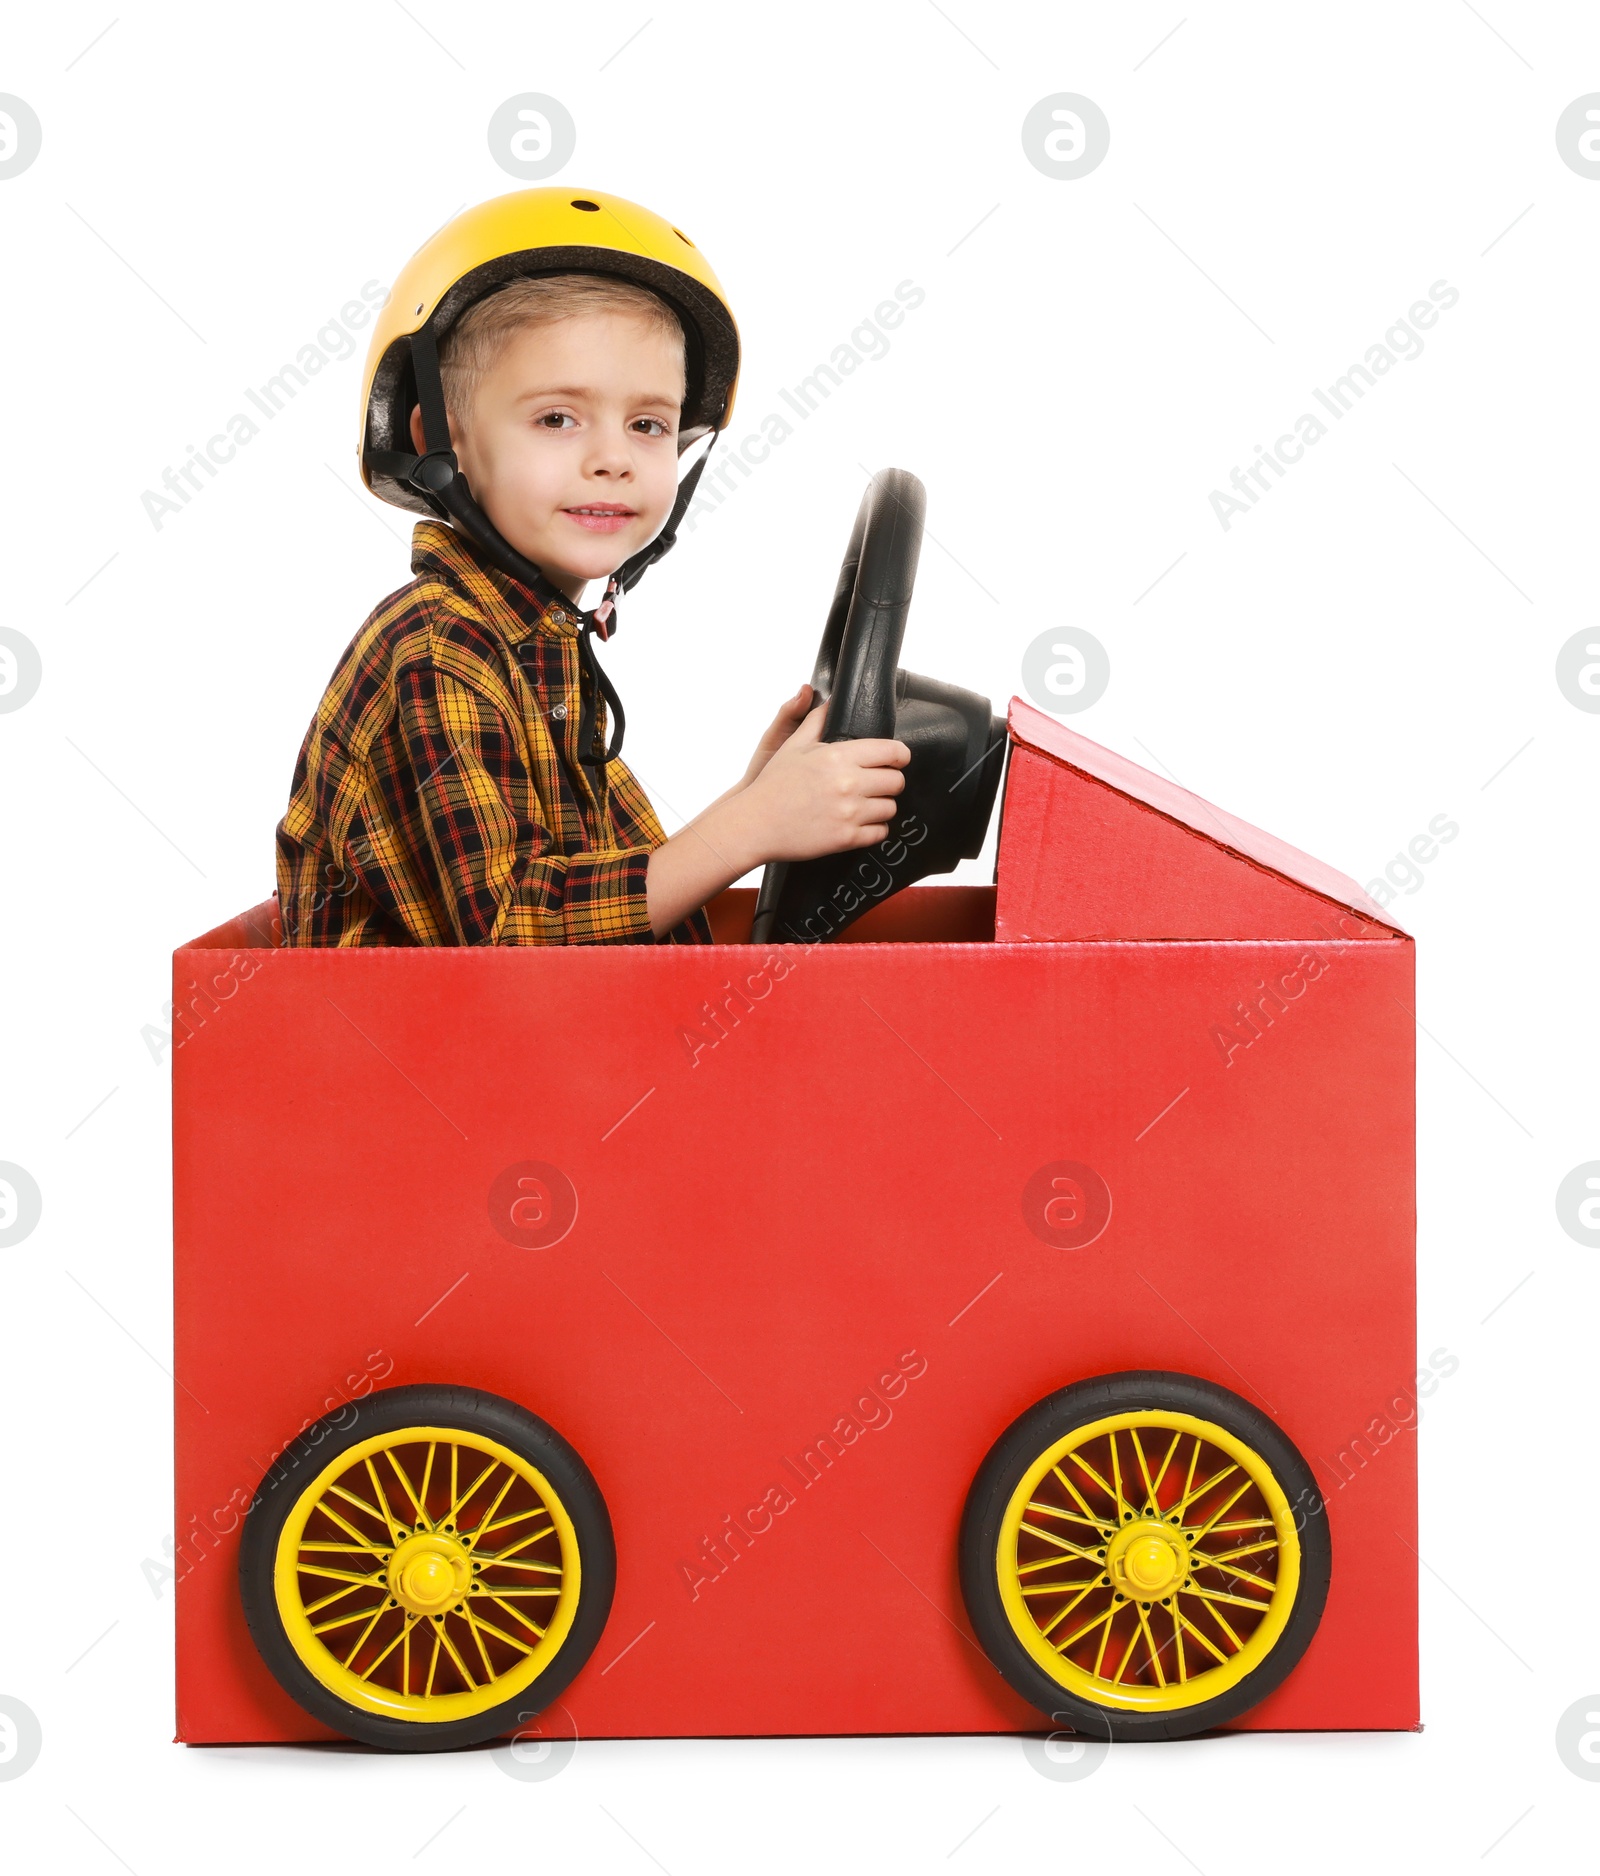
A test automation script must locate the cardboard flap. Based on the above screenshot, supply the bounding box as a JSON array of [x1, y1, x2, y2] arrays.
[[998, 698, 1404, 943]]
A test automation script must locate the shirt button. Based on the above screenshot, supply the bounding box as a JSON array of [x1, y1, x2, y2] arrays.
[[551, 703, 568, 719], [548, 609, 568, 625]]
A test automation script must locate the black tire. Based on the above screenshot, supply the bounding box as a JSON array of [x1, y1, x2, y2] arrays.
[[960, 1371, 1330, 1742], [239, 1384, 615, 1752]]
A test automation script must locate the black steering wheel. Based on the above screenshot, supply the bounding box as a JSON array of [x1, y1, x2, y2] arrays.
[[750, 469, 1007, 944]]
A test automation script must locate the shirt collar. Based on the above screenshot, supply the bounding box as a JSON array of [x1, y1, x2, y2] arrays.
[[409, 520, 583, 644]]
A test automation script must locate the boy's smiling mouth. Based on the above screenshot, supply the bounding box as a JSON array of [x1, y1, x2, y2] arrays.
[[562, 503, 637, 533]]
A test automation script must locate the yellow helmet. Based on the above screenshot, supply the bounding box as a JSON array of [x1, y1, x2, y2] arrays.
[[358, 186, 740, 602]]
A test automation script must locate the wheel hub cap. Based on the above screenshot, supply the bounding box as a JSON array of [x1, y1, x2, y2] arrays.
[[388, 1532, 470, 1615], [1107, 1520, 1187, 1600]]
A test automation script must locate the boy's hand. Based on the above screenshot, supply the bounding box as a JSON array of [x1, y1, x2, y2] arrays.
[[732, 698, 911, 863], [738, 682, 816, 788], [645, 694, 911, 935]]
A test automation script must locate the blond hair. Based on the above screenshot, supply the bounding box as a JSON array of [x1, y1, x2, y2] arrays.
[[439, 273, 685, 422]]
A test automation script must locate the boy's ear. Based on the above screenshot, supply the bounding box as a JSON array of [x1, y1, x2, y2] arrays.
[[409, 403, 462, 455]]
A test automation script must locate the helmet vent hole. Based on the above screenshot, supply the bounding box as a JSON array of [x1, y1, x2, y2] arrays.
[[570, 199, 600, 212], [672, 227, 694, 246]]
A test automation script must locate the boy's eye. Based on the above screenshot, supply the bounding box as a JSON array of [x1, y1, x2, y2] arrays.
[[536, 411, 576, 430], [632, 416, 671, 438]]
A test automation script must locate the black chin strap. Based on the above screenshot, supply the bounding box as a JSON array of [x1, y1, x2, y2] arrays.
[[368, 326, 719, 768]]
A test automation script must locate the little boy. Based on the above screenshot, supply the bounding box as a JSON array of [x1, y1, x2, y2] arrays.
[[276, 190, 909, 946]]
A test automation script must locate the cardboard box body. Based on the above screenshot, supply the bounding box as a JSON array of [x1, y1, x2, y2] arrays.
[[172, 698, 1417, 1741]]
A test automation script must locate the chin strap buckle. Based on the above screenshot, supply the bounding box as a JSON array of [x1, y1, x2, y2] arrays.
[[589, 575, 620, 642]]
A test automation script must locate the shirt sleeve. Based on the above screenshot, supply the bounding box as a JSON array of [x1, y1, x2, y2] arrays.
[[605, 756, 717, 947], [396, 660, 657, 946]]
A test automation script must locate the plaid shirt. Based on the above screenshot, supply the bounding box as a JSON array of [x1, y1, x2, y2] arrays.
[[275, 520, 713, 947]]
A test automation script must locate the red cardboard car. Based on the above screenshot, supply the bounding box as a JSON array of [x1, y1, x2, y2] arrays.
[[168, 697, 1410, 1748], [171, 478, 1415, 1750]]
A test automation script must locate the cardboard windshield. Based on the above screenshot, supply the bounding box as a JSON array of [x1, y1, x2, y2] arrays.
[[997, 696, 1402, 943]]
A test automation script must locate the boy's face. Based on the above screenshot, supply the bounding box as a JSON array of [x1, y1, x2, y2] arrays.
[[412, 311, 685, 603]]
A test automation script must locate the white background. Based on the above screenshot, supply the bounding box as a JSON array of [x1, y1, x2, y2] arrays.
[[1, 2, 1596, 1869]]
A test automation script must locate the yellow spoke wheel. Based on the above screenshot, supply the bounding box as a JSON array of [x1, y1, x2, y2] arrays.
[[240, 1385, 614, 1751], [961, 1372, 1330, 1742]]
